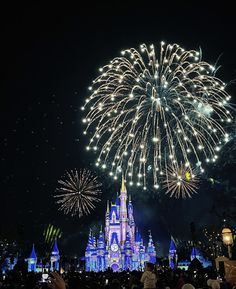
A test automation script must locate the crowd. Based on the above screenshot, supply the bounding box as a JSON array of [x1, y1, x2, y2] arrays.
[[0, 262, 233, 289]]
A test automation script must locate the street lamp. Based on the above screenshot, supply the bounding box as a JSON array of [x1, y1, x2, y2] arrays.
[[221, 227, 233, 259]]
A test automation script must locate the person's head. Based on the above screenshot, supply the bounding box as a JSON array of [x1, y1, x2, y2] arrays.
[[211, 281, 220, 289], [145, 262, 154, 271], [182, 283, 195, 289], [111, 278, 121, 289]]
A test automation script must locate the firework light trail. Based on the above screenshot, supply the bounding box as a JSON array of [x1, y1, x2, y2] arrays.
[[54, 169, 102, 217], [82, 42, 233, 197], [43, 224, 62, 248], [162, 163, 199, 198]]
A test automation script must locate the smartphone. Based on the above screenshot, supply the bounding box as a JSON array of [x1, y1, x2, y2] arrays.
[[105, 279, 109, 285]]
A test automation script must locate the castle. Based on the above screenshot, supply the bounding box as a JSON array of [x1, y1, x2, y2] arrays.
[[27, 240, 60, 272], [85, 177, 156, 272]]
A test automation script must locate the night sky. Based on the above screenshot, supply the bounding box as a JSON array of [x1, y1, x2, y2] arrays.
[[2, 3, 236, 257]]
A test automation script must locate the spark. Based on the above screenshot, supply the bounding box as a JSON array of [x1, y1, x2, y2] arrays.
[[163, 163, 199, 198], [82, 42, 233, 197], [54, 169, 102, 217]]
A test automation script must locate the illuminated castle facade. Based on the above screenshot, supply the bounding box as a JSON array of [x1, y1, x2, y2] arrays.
[[27, 240, 60, 272], [85, 178, 156, 272], [169, 238, 178, 269]]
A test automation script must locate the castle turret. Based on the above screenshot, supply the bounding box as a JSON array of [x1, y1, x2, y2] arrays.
[[135, 228, 141, 249], [116, 192, 120, 219], [169, 237, 177, 269], [135, 227, 141, 244], [91, 236, 97, 271], [146, 231, 156, 264], [190, 246, 201, 261], [97, 228, 106, 271], [28, 244, 37, 272], [124, 232, 132, 270], [85, 229, 93, 271], [50, 239, 60, 271], [128, 195, 135, 247], [131, 227, 141, 270], [105, 201, 110, 241], [139, 239, 145, 270], [120, 175, 128, 245]]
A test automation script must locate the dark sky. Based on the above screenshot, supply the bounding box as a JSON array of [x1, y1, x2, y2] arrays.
[[2, 3, 236, 256]]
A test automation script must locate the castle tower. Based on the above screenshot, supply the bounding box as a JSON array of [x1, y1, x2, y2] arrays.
[[128, 195, 135, 247], [97, 228, 106, 271], [132, 227, 141, 270], [190, 246, 200, 261], [105, 200, 110, 241], [139, 239, 145, 270], [28, 244, 37, 272], [146, 231, 156, 264], [85, 229, 93, 271], [135, 228, 141, 248], [50, 239, 60, 271], [124, 231, 132, 270], [169, 237, 177, 269], [116, 192, 120, 219], [120, 175, 128, 245], [91, 236, 97, 271], [84, 178, 157, 272], [108, 198, 121, 271]]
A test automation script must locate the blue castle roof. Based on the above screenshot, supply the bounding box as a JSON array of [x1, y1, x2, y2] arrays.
[[52, 239, 59, 254], [191, 247, 200, 258], [98, 230, 105, 242], [115, 193, 120, 206], [135, 228, 141, 242], [29, 244, 37, 259], [169, 238, 176, 251]]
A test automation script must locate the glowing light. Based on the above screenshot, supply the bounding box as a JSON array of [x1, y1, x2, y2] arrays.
[[82, 42, 233, 197], [54, 169, 102, 217], [163, 164, 199, 198]]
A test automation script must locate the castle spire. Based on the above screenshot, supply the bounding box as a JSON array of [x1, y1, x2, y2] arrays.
[[121, 174, 126, 192], [148, 230, 153, 246], [52, 239, 59, 254], [28, 244, 37, 272], [169, 236, 176, 251], [116, 192, 120, 206], [29, 243, 37, 259], [169, 236, 177, 269]]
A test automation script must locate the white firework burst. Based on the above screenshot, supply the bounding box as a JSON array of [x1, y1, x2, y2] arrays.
[[82, 42, 233, 197], [54, 169, 102, 217], [163, 163, 199, 198]]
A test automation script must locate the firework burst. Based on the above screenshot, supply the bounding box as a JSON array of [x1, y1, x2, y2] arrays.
[[82, 42, 233, 197], [163, 163, 199, 198], [54, 169, 102, 217]]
